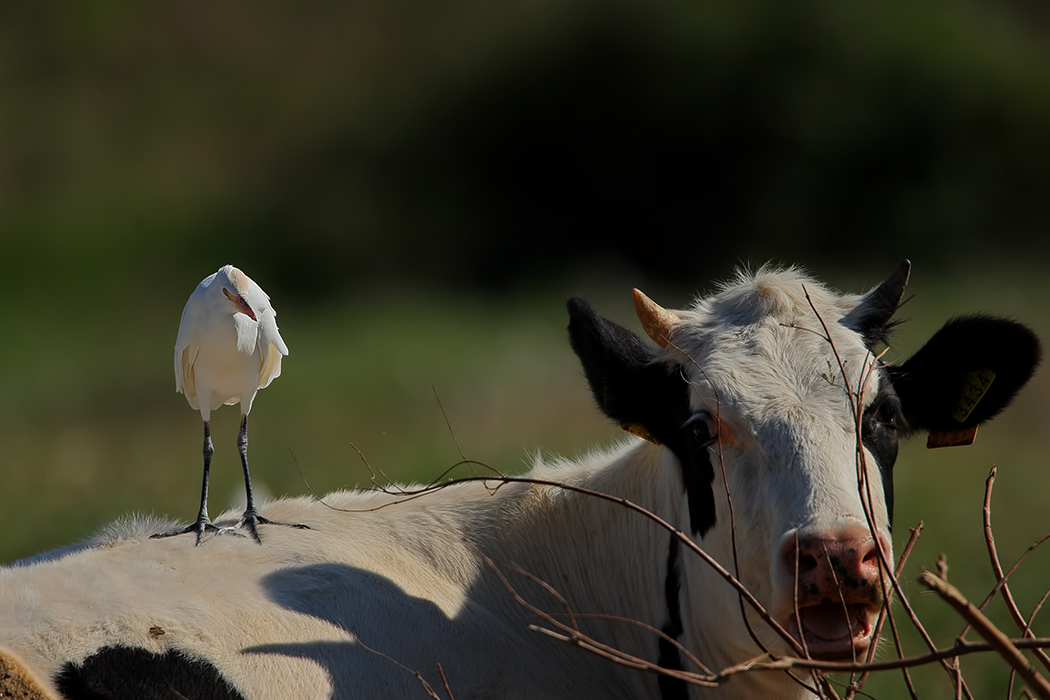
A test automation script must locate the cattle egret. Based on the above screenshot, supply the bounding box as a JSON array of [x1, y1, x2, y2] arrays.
[[152, 264, 306, 545]]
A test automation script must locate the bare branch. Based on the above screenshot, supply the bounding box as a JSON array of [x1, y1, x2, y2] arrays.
[[920, 570, 1050, 700], [852, 521, 925, 699], [436, 664, 455, 700], [980, 466, 1050, 672]]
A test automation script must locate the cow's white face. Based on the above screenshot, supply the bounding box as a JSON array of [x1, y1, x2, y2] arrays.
[[667, 269, 896, 659], [568, 260, 1039, 666]]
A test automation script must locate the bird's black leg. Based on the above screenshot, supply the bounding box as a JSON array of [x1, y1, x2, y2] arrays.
[[229, 414, 309, 544], [151, 421, 221, 545]]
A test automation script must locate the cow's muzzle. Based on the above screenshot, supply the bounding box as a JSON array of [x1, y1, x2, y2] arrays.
[[780, 531, 889, 660]]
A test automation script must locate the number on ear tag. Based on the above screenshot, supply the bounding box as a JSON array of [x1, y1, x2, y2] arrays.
[[951, 369, 996, 423]]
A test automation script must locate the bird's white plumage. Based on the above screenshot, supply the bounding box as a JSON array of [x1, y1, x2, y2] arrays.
[[174, 264, 288, 421]]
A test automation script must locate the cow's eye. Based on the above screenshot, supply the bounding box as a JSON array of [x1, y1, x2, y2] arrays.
[[684, 411, 719, 446], [872, 399, 902, 433]]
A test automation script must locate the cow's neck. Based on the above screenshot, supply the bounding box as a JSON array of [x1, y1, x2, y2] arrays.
[[458, 441, 686, 695], [465, 439, 809, 700]]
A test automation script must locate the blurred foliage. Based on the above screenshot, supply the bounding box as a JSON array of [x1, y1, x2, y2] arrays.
[[2, 1, 1050, 696], [2, 0, 1050, 300]]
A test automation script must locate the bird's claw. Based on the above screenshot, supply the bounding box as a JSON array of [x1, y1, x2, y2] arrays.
[[216, 526, 248, 539], [232, 510, 310, 545], [151, 513, 309, 546], [150, 518, 220, 547]]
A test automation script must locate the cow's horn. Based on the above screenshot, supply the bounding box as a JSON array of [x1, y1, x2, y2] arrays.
[[632, 288, 680, 348]]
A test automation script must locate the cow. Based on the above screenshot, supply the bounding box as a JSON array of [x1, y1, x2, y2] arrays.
[[0, 262, 1040, 700]]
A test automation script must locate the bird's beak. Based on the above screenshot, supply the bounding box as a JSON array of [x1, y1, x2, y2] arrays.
[[222, 287, 258, 321]]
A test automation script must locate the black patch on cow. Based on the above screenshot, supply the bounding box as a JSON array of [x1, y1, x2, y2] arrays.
[[889, 315, 1041, 432], [568, 297, 717, 536], [860, 379, 903, 526], [53, 646, 246, 700], [657, 534, 689, 700]]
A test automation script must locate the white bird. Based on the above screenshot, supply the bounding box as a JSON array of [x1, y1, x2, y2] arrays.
[[153, 264, 306, 545]]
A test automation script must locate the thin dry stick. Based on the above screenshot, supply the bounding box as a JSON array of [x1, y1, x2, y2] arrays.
[[823, 540, 859, 676], [802, 290, 893, 699], [432, 385, 485, 479], [674, 351, 769, 652], [790, 532, 830, 697], [361, 466, 1050, 689], [476, 474, 1050, 691], [919, 570, 1050, 700], [348, 634, 447, 700], [851, 522, 924, 700], [671, 342, 827, 697], [975, 531, 1050, 616], [804, 289, 957, 697], [531, 612, 1050, 688], [436, 664, 455, 700], [1012, 586, 1050, 698], [319, 457, 810, 657], [1026, 588, 1050, 641], [725, 637, 1050, 675], [793, 533, 809, 661], [842, 351, 884, 692], [980, 466, 1050, 672], [812, 289, 977, 699], [487, 557, 713, 677], [485, 557, 724, 688], [818, 676, 843, 700], [883, 599, 921, 700]]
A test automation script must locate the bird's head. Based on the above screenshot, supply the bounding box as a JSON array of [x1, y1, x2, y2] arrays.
[[219, 266, 258, 321]]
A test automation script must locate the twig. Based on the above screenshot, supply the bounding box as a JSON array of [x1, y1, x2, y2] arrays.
[[919, 570, 1050, 700], [353, 467, 808, 657], [671, 339, 826, 697], [980, 466, 1050, 672], [804, 288, 957, 697], [716, 636, 1050, 675], [852, 522, 924, 699], [1027, 588, 1050, 641], [437, 664, 455, 700], [486, 557, 713, 677]]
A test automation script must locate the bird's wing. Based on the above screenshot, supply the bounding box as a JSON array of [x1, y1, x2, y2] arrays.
[[173, 300, 202, 408], [256, 303, 288, 390], [257, 340, 284, 390]]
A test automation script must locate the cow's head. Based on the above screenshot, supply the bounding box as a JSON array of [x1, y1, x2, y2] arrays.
[[568, 262, 1040, 661]]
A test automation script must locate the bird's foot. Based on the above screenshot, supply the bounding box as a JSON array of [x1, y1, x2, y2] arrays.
[[222, 509, 310, 544], [150, 517, 220, 546]]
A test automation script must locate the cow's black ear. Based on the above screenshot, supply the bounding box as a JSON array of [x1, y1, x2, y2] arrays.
[[889, 315, 1041, 433], [567, 296, 691, 446], [842, 260, 911, 348], [568, 297, 717, 535]]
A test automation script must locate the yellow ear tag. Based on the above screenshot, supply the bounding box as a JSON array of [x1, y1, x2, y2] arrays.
[[927, 369, 995, 449], [950, 369, 996, 423], [620, 423, 660, 445]]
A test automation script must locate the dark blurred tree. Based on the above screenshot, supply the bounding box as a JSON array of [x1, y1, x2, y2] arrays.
[[1, 1, 1049, 301]]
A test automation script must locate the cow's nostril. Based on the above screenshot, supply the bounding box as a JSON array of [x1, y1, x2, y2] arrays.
[[798, 554, 819, 573]]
